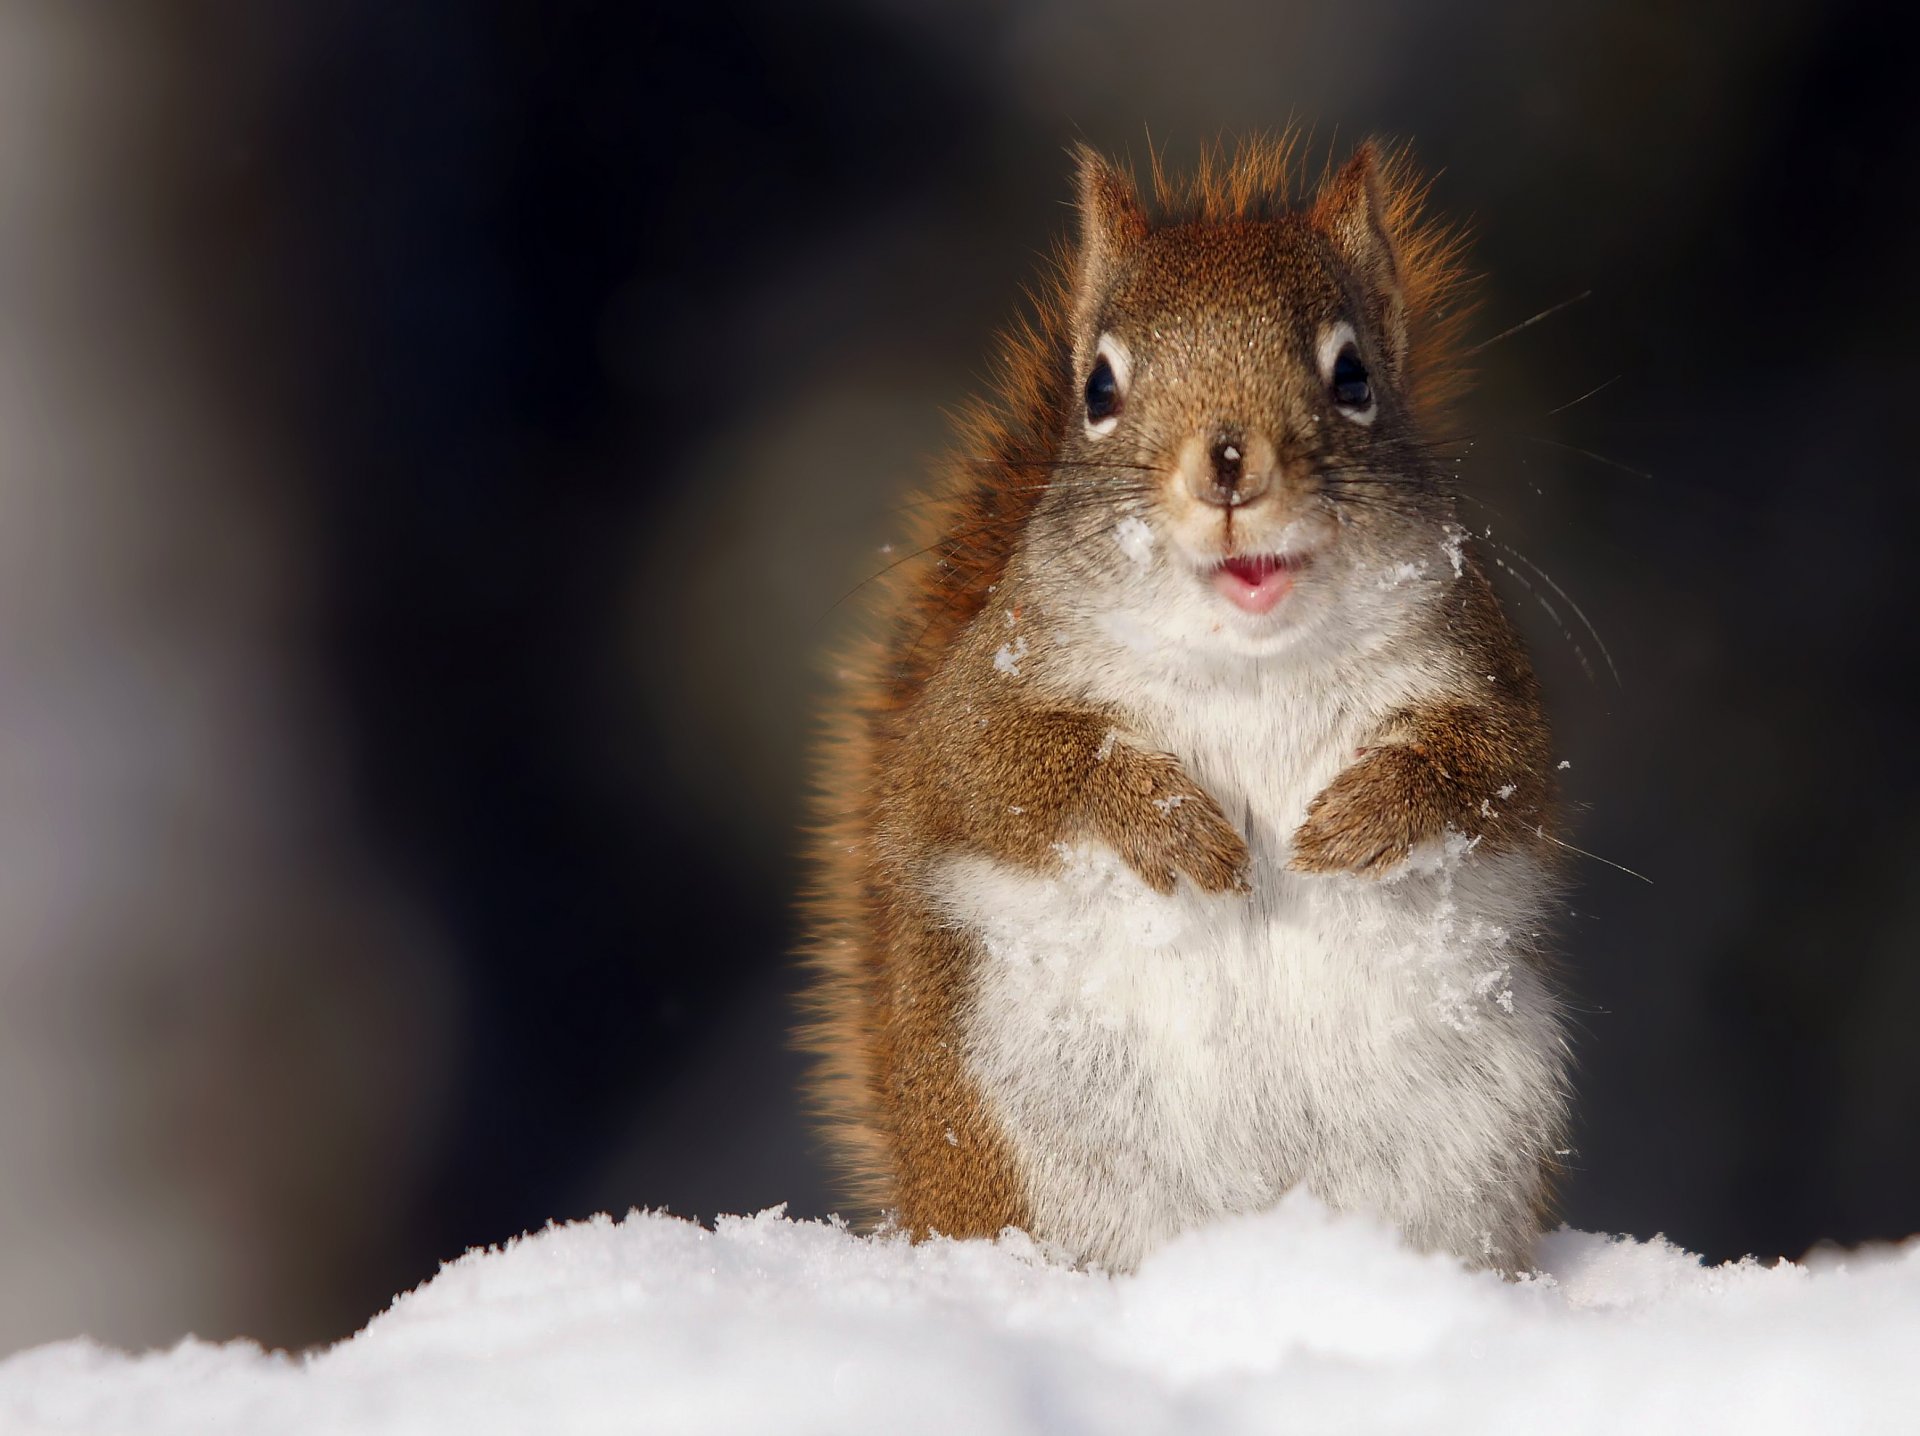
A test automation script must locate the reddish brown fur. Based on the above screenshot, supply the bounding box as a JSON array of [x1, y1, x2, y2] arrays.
[[798, 133, 1497, 1234]]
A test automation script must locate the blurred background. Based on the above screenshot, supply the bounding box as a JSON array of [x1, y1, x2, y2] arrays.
[[2, 0, 1914, 1354]]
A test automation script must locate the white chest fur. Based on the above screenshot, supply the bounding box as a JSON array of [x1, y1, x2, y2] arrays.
[[933, 640, 1568, 1271]]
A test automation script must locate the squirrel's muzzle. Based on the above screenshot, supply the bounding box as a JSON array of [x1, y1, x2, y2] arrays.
[[1183, 429, 1276, 509]]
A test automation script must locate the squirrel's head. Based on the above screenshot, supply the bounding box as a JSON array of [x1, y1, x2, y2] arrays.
[[1026, 139, 1472, 660]]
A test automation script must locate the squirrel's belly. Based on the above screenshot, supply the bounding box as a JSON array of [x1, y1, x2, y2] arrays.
[[932, 838, 1567, 1271]]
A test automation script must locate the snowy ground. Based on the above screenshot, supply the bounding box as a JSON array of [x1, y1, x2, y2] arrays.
[[1, 1194, 1915, 1435]]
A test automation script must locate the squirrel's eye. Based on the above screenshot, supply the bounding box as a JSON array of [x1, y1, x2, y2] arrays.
[[1083, 333, 1131, 437], [1331, 347, 1372, 411], [1317, 321, 1377, 426], [1085, 357, 1119, 422]]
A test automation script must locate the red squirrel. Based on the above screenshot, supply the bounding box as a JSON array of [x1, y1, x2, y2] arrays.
[[801, 137, 1569, 1272]]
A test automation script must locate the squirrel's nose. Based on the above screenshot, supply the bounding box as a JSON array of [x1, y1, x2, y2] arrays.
[[1193, 430, 1273, 508]]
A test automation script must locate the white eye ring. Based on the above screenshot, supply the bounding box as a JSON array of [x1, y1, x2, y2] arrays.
[[1083, 332, 1133, 439], [1317, 320, 1377, 426]]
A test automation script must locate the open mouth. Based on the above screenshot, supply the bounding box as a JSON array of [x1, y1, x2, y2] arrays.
[[1210, 553, 1305, 615]]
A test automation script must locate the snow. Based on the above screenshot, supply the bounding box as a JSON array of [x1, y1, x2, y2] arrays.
[[1113, 515, 1156, 566], [1377, 559, 1428, 588], [3, 1194, 1916, 1435]]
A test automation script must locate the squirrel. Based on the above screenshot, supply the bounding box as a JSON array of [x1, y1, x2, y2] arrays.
[[801, 135, 1571, 1274]]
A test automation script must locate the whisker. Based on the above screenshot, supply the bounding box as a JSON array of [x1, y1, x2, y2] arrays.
[[1489, 539, 1621, 688], [1546, 375, 1620, 416], [822, 515, 1060, 621], [952, 456, 1163, 475], [1315, 472, 1449, 516], [1517, 434, 1653, 483], [1530, 825, 1653, 885], [1462, 291, 1592, 357], [834, 476, 1162, 620], [896, 589, 973, 679], [1484, 552, 1598, 688], [879, 474, 1151, 518], [1454, 491, 1511, 524]]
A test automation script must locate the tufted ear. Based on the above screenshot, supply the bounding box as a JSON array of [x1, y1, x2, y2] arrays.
[[1069, 145, 1147, 352], [1314, 142, 1408, 376]]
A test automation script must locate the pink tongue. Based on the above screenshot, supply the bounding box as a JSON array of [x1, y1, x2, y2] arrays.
[[1213, 555, 1293, 614]]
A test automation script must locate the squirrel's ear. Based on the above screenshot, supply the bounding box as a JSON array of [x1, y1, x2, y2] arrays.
[[1314, 143, 1408, 376], [1070, 145, 1147, 336]]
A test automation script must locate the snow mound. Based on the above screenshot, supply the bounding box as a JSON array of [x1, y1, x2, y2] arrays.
[[2, 1192, 1916, 1435]]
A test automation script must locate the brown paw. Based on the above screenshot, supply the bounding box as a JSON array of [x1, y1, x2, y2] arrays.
[[1096, 746, 1251, 896], [1288, 744, 1446, 877]]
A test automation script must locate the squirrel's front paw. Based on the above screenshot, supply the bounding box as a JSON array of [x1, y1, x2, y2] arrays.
[[1094, 748, 1251, 897], [1288, 745, 1445, 877]]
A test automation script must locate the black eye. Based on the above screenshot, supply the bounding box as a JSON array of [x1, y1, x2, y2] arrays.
[[1331, 347, 1372, 410], [1084, 356, 1120, 423]]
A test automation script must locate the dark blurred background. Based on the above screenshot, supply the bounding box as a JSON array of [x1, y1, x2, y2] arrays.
[[2, 0, 1914, 1353]]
